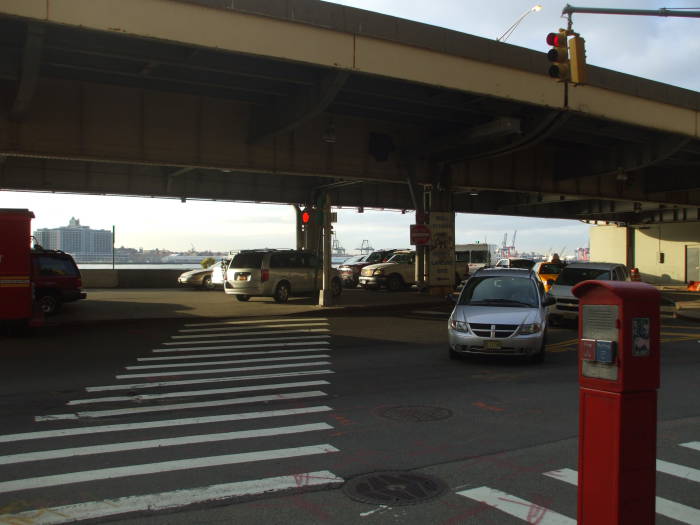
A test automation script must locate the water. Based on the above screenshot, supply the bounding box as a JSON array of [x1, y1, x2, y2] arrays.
[[79, 257, 352, 270]]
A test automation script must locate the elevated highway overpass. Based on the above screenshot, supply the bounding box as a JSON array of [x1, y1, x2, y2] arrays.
[[0, 0, 699, 228]]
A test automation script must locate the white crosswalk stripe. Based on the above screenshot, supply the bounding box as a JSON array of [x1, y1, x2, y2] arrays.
[[0, 471, 344, 525], [2, 317, 341, 523]]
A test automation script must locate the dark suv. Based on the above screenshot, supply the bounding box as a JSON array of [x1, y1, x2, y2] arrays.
[[31, 249, 86, 314], [337, 250, 397, 288]]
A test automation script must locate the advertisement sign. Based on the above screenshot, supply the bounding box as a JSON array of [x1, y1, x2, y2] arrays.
[[427, 212, 455, 287]]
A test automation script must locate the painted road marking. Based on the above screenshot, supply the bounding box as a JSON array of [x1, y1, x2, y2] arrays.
[[0, 423, 333, 466], [457, 486, 575, 524], [657, 459, 700, 483], [3, 406, 332, 443], [35, 391, 327, 421], [163, 328, 330, 345], [153, 341, 329, 353], [184, 318, 328, 327], [178, 323, 328, 334], [140, 348, 332, 361], [0, 444, 339, 494], [0, 471, 344, 525], [172, 333, 330, 342], [115, 360, 331, 379], [544, 467, 700, 524], [125, 354, 330, 370], [86, 369, 334, 392], [681, 441, 700, 452], [69, 380, 330, 405]]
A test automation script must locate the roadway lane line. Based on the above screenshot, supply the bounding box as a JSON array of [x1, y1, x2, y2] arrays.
[[0, 423, 333, 466], [153, 341, 329, 352], [69, 380, 330, 405], [162, 338, 331, 347], [544, 467, 700, 524], [115, 360, 331, 379], [171, 334, 330, 341], [3, 406, 332, 443], [178, 323, 329, 334], [0, 444, 339, 494], [0, 470, 344, 525], [87, 369, 334, 392], [456, 486, 575, 524], [681, 441, 700, 451], [184, 318, 328, 327], [35, 391, 328, 421], [163, 328, 330, 345], [657, 459, 700, 483], [139, 348, 331, 361], [125, 354, 330, 370]]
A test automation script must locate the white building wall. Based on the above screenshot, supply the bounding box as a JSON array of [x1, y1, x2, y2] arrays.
[[635, 223, 700, 284], [589, 225, 627, 265]]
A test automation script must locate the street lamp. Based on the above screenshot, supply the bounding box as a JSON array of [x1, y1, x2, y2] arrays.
[[497, 4, 543, 43]]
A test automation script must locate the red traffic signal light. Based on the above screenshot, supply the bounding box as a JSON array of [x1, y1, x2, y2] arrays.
[[301, 209, 311, 224], [546, 30, 569, 82]]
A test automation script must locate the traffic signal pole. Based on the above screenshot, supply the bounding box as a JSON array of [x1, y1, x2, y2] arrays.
[[563, 4, 700, 19]]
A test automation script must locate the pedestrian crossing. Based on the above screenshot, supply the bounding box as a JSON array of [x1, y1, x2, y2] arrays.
[[0, 317, 343, 524], [457, 440, 700, 524]]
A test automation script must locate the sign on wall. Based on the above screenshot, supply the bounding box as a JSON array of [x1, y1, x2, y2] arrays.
[[427, 212, 455, 287]]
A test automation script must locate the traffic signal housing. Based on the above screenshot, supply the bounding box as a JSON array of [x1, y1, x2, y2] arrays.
[[569, 35, 587, 84], [546, 29, 569, 82]]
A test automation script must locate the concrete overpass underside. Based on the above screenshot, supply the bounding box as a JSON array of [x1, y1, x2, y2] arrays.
[[1, 0, 700, 226]]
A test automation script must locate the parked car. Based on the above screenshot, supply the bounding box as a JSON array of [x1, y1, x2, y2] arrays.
[[177, 261, 224, 290], [448, 268, 553, 363], [532, 261, 565, 292], [547, 262, 631, 325], [495, 258, 536, 270], [358, 250, 415, 291], [31, 248, 86, 314], [338, 250, 397, 288], [224, 249, 342, 303]]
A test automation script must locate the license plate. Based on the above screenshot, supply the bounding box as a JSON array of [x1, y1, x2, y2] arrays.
[[484, 340, 501, 350]]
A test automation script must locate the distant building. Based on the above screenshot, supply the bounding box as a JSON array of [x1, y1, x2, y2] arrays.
[[34, 217, 112, 262]]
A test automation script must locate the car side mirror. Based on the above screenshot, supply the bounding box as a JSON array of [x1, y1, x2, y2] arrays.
[[543, 295, 556, 307]]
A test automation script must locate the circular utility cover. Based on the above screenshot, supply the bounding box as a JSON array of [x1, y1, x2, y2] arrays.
[[376, 405, 453, 422], [343, 471, 448, 506]]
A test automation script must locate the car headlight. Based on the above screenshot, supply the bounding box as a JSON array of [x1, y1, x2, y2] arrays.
[[373, 268, 384, 276], [450, 319, 469, 332], [519, 323, 541, 335]]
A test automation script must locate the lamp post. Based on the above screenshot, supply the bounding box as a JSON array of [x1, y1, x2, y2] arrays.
[[497, 4, 543, 43]]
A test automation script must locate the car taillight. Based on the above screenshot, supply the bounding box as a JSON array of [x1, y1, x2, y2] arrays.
[[261, 269, 269, 282]]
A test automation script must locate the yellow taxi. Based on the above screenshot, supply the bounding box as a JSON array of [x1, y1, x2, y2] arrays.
[[533, 261, 565, 292]]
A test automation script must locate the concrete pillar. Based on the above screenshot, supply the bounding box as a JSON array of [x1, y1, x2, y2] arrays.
[[427, 168, 455, 295], [318, 194, 333, 306]]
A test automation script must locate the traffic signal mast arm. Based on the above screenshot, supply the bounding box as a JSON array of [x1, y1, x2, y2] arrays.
[[563, 4, 700, 18]]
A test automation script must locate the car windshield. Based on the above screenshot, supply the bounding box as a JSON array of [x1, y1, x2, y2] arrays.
[[342, 255, 367, 265], [459, 276, 539, 307], [231, 252, 264, 268], [539, 263, 563, 274], [556, 267, 612, 286], [387, 253, 413, 264], [366, 252, 388, 263]]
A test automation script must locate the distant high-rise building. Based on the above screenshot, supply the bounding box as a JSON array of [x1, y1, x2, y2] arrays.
[[34, 217, 112, 262]]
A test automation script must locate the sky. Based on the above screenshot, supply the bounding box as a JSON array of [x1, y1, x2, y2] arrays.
[[2, 0, 699, 256]]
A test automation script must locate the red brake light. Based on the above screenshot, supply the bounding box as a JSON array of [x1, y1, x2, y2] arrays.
[[261, 269, 270, 282]]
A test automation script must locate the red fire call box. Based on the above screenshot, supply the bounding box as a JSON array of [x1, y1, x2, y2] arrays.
[[0, 209, 35, 321], [572, 280, 660, 525]]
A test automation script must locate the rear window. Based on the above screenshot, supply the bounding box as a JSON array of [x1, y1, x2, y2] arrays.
[[539, 263, 563, 274], [557, 267, 611, 286], [231, 252, 264, 268], [510, 259, 535, 269], [35, 256, 79, 277]]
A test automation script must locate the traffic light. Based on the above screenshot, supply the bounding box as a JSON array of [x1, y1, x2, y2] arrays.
[[569, 35, 587, 84], [301, 209, 312, 225], [546, 29, 569, 82]]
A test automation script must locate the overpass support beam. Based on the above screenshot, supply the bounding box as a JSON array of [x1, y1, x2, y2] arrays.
[[318, 193, 333, 307], [10, 23, 44, 121], [426, 165, 455, 295], [405, 159, 426, 289]]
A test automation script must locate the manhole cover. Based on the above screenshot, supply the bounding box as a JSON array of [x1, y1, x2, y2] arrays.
[[343, 471, 448, 506], [376, 405, 453, 422]]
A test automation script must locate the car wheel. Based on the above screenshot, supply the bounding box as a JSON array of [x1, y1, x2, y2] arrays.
[[37, 292, 61, 315], [273, 282, 290, 303], [202, 275, 214, 290], [387, 274, 403, 292], [331, 278, 342, 297], [236, 295, 250, 302], [530, 337, 546, 364]]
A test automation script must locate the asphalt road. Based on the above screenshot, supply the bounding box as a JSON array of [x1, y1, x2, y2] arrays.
[[0, 310, 698, 524]]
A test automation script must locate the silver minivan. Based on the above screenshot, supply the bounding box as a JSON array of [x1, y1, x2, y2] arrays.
[[224, 249, 342, 303]]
